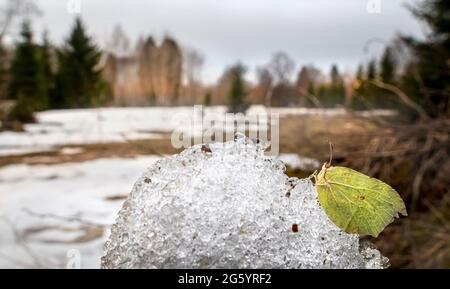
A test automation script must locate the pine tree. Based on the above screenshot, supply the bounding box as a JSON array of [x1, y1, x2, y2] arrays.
[[402, 0, 450, 117], [0, 44, 9, 100], [351, 64, 366, 110], [40, 31, 53, 102], [227, 64, 250, 114], [366, 60, 377, 80], [330, 64, 346, 106], [380, 46, 396, 84], [203, 92, 212, 107], [356, 65, 364, 81], [8, 21, 47, 122], [400, 62, 422, 108], [53, 17, 106, 108], [364, 60, 378, 108], [319, 65, 345, 107], [374, 46, 399, 109]]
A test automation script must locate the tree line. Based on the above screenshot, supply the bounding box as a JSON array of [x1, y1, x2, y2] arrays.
[[2, 17, 106, 122], [227, 0, 449, 119], [0, 0, 448, 122]]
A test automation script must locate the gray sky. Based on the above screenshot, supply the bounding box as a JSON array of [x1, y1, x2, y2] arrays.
[[16, 0, 426, 83]]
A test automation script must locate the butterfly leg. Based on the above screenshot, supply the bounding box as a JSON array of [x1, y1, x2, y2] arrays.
[[308, 170, 318, 183]]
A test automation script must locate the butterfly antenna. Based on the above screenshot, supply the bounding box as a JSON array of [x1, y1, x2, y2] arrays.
[[326, 140, 333, 168]]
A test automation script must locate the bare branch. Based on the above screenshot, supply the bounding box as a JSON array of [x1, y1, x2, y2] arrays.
[[368, 79, 430, 120], [0, 0, 42, 43]]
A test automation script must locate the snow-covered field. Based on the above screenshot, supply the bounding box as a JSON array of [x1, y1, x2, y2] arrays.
[[0, 156, 161, 268], [0, 106, 395, 156]]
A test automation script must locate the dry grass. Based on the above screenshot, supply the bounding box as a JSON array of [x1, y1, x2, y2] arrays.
[[282, 113, 450, 269], [0, 138, 179, 167], [374, 195, 450, 269], [279, 113, 383, 159]]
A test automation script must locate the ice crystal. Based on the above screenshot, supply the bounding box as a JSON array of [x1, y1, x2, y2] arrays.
[[101, 135, 388, 269]]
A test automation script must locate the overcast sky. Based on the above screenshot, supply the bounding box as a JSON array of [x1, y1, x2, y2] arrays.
[[8, 0, 426, 83]]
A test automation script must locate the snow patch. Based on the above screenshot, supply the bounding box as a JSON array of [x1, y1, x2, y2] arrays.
[[0, 156, 161, 268]]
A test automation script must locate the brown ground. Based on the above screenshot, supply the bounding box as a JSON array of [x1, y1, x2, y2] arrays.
[[0, 138, 179, 167]]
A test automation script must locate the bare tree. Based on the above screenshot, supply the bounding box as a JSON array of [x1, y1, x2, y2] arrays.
[[257, 67, 273, 89], [107, 24, 130, 57], [0, 0, 41, 43], [256, 67, 273, 106], [296, 65, 320, 89], [296, 65, 322, 107], [183, 47, 204, 104], [267, 51, 295, 85], [0, 0, 41, 100], [261, 51, 296, 107]]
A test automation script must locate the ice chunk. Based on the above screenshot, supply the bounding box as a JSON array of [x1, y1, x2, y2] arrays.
[[101, 136, 388, 269]]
